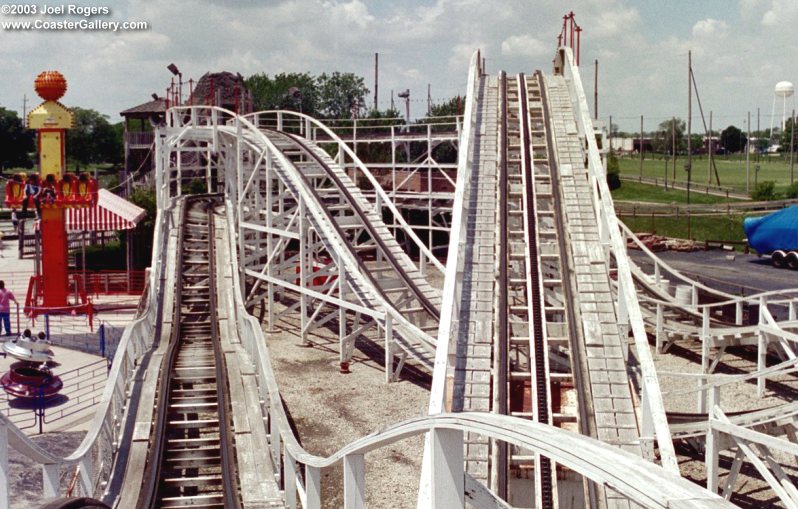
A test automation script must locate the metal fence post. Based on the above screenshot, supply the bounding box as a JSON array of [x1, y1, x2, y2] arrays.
[[99, 323, 106, 358], [37, 389, 44, 435]]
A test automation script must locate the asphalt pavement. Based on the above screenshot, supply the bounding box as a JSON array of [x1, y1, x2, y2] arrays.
[[628, 248, 797, 295]]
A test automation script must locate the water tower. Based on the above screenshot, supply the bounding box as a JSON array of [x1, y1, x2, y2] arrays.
[[770, 81, 795, 144], [775, 81, 794, 130]]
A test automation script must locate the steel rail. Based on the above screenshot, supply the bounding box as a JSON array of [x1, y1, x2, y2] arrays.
[[518, 73, 554, 508], [495, 69, 509, 499], [136, 195, 241, 509], [536, 68, 598, 507], [272, 129, 440, 320]]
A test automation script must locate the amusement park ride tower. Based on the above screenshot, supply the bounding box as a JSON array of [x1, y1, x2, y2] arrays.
[[4, 71, 96, 308]]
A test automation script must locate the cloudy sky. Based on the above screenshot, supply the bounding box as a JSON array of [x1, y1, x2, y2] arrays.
[[1, 0, 796, 132]]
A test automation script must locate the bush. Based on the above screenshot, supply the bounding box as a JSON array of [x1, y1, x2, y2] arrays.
[[183, 178, 207, 195], [606, 150, 621, 190], [785, 181, 798, 199], [76, 240, 125, 270], [752, 181, 777, 201]]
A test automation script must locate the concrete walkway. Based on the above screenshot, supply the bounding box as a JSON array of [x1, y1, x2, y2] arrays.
[[0, 220, 137, 434]]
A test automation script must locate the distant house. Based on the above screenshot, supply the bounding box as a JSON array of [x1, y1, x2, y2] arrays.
[[608, 137, 634, 153], [608, 137, 652, 154], [189, 71, 252, 114], [119, 96, 166, 192]]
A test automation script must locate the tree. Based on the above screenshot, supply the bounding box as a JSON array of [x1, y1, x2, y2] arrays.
[[428, 96, 464, 118], [720, 125, 746, 153], [779, 117, 796, 152], [66, 108, 123, 169], [751, 129, 771, 153], [315, 72, 369, 119], [651, 118, 685, 154], [606, 150, 621, 190], [127, 186, 157, 269], [0, 107, 34, 172], [752, 181, 777, 201], [246, 72, 318, 115]]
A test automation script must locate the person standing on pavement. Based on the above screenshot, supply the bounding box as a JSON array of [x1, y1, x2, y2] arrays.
[[0, 281, 18, 336]]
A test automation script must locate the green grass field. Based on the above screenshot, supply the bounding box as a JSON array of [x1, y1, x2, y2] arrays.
[[611, 180, 738, 204], [618, 155, 798, 193], [612, 178, 752, 247], [619, 213, 746, 245]]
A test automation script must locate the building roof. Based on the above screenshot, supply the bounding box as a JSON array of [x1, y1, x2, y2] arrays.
[[120, 97, 167, 117], [65, 189, 146, 232], [189, 71, 250, 111]]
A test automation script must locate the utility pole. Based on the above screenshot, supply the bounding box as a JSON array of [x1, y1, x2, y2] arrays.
[[427, 83, 431, 116], [374, 53, 379, 111], [746, 111, 751, 193], [594, 59, 598, 120], [390, 89, 395, 111], [639, 115, 644, 178], [687, 50, 692, 238], [757, 107, 760, 165], [672, 116, 677, 181], [791, 108, 796, 184], [708, 110, 713, 185], [22, 94, 28, 127]]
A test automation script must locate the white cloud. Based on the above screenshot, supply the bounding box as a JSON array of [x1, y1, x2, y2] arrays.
[[591, 4, 641, 39], [1, 0, 796, 130], [761, 0, 798, 26], [692, 18, 729, 38], [501, 35, 547, 58]]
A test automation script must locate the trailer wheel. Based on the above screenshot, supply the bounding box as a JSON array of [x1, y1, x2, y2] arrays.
[[772, 250, 787, 269], [787, 251, 798, 270]]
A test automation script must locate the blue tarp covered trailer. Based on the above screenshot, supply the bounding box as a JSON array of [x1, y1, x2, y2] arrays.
[[744, 205, 798, 255]]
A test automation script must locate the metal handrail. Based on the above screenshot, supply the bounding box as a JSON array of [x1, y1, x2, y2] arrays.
[[556, 46, 678, 472], [428, 49, 481, 415], [0, 196, 175, 503]]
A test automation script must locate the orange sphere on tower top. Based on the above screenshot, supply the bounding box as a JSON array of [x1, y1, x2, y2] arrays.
[[34, 71, 67, 101]]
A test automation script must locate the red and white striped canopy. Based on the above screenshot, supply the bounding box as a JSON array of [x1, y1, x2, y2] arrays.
[[65, 189, 146, 232]]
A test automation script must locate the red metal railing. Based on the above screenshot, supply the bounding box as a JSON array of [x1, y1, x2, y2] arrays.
[[21, 270, 144, 322], [558, 11, 583, 66]]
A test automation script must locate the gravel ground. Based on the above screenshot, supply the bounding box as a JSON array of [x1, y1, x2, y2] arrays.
[[643, 248, 798, 508], [263, 304, 431, 508], [6, 249, 797, 507], [7, 431, 86, 508], [652, 337, 798, 509]]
